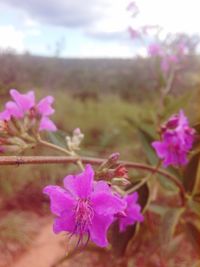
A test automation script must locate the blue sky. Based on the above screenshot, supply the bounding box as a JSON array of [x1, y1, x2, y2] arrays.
[[0, 0, 200, 58]]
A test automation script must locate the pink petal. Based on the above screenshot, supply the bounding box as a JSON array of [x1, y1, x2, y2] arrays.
[[37, 96, 55, 116], [53, 211, 75, 234], [64, 164, 94, 199], [89, 213, 113, 247], [39, 116, 57, 131], [5, 101, 24, 118], [91, 192, 126, 216], [10, 89, 35, 112], [0, 109, 11, 120], [93, 181, 111, 193], [43, 185, 75, 216]]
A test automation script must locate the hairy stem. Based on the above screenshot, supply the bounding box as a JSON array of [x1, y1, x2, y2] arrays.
[[0, 155, 185, 205], [37, 135, 72, 156]]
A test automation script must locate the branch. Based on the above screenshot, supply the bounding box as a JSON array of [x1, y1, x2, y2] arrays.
[[0, 155, 185, 205]]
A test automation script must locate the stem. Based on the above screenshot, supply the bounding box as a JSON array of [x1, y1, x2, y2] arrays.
[[126, 161, 161, 195], [37, 135, 72, 156], [0, 155, 185, 205], [126, 175, 150, 194], [36, 135, 84, 171]]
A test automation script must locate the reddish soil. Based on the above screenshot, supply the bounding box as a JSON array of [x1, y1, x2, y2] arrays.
[[10, 223, 67, 267]]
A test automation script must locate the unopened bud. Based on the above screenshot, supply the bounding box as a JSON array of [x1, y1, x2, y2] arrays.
[[66, 128, 84, 151], [114, 165, 129, 179]]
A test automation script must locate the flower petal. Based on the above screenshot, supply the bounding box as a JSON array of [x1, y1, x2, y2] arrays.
[[5, 101, 23, 118], [43, 185, 75, 216], [53, 211, 75, 234], [10, 89, 35, 112], [93, 181, 111, 193], [119, 192, 144, 232], [64, 164, 94, 198], [39, 116, 57, 131], [0, 109, 11, 120], [91, 192, 126, 216], [89, 213, 113, 247], [37, 96, 55, 116]]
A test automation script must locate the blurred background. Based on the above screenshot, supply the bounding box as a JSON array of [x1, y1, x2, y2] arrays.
[[0, 0, 200, 266]]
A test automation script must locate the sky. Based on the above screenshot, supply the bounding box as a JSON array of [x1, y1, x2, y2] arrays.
[[0, 0, 199, 58]]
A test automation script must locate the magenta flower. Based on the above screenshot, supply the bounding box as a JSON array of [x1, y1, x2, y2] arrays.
[[161, 54, 179, 73], [128, 26, 140, 39], [117, 192, 143, 232], [148, 43, 163, 57], [0, 89, 56, 132], [152, 110, 195, 167], [43, 165, 126, 247]]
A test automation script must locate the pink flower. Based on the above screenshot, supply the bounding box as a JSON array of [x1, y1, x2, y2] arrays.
[[161, 55, 179, 73], [152, 110, 195, 167], [128, 26, 140, 39], [0, 89, 56, 132], [148, 43, 163, 57], [117, 192, 143, 232], [43, 165, 126, 247]]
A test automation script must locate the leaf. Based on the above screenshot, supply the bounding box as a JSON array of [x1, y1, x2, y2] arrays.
[[137, 182, 150, 211], [109, 221, 138, 257], [185, 222, 200, 254], [137, 127, 158, 165], [125, 116, 159, 165], [109, 183, 150, 257], [157, 174, 179, 192], [47, 130, 67, 148], [125, 116, 155, 139], [193, 156, 200, 196], [149, 203, 169, 216], [162, 92, 191, 119], [191, 260, 200, 267], [183, 153, 200, 194], [188, 199, 200, 218], [160, 207, 184, 245]]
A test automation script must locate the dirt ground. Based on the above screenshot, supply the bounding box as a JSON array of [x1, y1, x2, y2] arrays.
[[11, 223, 67, 267]]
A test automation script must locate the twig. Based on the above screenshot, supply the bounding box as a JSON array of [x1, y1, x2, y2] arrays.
[[0, 155, 185, 205]]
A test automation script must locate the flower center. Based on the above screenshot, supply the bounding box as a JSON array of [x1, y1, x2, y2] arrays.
[[74, 198, 94, 235]]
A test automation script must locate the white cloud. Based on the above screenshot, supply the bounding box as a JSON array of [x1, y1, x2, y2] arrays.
[[0, 25, 25, 52], [132, 0, 200, 35]]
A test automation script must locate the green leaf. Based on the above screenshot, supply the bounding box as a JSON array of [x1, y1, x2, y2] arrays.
[[149, 203, 169, 216], [160, 207, 184, 245], [183, 153, 200, 194], [137, 182, 150, 211], [109, 221, 138, 257], [137, 127, 158, 165], [109, 182, 150, 257], [157, 174, 179, 192], [191, 260, 200, 267], [124, 116, 155, 139], [188, 199, 200, 218], [162, 92, 191, 119], [47, 130, 67, 148], [185, 222, 200, 254], [193, 156, 200, 196]]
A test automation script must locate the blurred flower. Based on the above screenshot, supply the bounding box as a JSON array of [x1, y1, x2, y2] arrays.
[[152, 110, 195, 167], [128, 26, 140, 39], [127, 1, 139, 16], [148, 43, 163, 57], [43, 164, 126, 247], [117, 192, 143, 232], [161, 54, 179, 73], [0, 89, 56, 132]]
